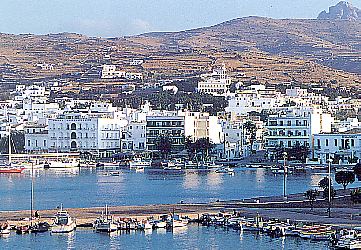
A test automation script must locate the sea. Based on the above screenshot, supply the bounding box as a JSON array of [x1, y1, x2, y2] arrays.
[[0, 167, 351, 249]]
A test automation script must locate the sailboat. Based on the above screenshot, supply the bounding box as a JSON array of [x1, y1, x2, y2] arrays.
[[0, 125, 25, 174]]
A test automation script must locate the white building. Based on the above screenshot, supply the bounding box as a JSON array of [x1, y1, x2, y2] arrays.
[[197, 65, 232, 96], [226, 85, 285, 115], [46, 113, 127, 157], [24, 123, 49, 152], [265, 108, 332, 151], [101, 65, 142, 80], [121, 121, 147, 152], [162, 85, 179, 94], [313, 130, 361, 165]]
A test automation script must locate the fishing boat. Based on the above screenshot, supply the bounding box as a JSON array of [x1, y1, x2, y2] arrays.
[[31, 222, 50, 233], [140, 220, 153, 230], [94, 205, 118, 233], [16, 225, 31, 234], [168, 214, 188, 228], [51, 205, 76, 233], [153, 220, 167, 229], [0, 223, 11, 235]]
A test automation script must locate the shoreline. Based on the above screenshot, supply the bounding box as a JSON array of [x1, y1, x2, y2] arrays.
[[2, 188, 361, 228]]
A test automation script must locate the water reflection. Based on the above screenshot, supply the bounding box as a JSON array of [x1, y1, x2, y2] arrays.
[[255, 169, 265, 188], [183, 172, 200, 189], [172, 226, 188, 236], [206, 172, 223, 189]]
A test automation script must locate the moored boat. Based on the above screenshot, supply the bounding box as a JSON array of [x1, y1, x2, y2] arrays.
[[51, 205, 76, 233], [94, 205, 118, 233], [0, 166, 25, 173], [0, 223, 11, 235]]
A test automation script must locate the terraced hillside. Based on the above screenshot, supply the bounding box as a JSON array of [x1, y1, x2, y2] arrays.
[[2, 16, 361, 88]]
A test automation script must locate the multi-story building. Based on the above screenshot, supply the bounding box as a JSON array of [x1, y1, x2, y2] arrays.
[[121, 121, 147, 152], [146, 115, 185, 152], [226, 85, 285, 115], [24, 123, 49, 152], [264, 108, 332, 153], [197, 65, 231, 96], [46, 112, 127, 157], [313, 129, 361, 165]]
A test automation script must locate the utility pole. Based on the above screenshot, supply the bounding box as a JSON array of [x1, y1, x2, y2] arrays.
[[327, 158, 333, 218], [283, 151, 288, 199]]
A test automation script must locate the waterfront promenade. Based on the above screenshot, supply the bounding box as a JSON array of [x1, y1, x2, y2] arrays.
[[2, 188, 361, 228]]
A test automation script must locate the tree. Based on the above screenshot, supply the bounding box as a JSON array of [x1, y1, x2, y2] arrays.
[[319, 177, 331, 190], [323, 186, 336, 200], [335, 171, 355, 190], [353, 163, 361, 181], [194, 138, 214, 161], [351, 188, 361, 204], [304, 189, 319, 211], [243, 121, 257, 153], [155, 135, 172, 159], [184, 136, 196, 160]]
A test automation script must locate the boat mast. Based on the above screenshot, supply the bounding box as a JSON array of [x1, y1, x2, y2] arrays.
[[30, 162, 34, 227], [8, 125, 11, 165]]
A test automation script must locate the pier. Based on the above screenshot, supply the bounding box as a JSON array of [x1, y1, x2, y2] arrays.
[[2, 188, 361, 228]]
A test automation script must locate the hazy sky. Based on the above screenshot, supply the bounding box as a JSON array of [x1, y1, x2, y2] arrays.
[[0, 0, 359, 37]]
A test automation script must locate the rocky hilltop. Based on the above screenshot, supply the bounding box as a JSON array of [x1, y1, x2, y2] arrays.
[[318, 1, 361, 20]]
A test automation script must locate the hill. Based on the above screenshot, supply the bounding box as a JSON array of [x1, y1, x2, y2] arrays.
[[2, 16, 361, 88]]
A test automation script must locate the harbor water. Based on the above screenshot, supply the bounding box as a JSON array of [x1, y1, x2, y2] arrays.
[[0, 167, 353, 211], [0, 225, 329, 250]]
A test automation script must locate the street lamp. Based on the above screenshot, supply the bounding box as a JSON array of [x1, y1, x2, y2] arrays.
[[327, 158, 333, 218], [283, 152, 288, 199]]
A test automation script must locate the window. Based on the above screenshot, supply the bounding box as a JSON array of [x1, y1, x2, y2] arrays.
[[351, 139, 355, 147], [334, 139, 338, 147], [325, 139, 329, 147]]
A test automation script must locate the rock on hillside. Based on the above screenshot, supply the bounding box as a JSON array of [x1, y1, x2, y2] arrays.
[[318, 1, 361, 20]]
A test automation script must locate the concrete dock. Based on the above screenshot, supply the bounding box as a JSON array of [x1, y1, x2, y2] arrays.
[[2, 188, 361, 228]]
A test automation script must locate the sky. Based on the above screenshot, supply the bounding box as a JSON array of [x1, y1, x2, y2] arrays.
[[0, 0, 360, 37]]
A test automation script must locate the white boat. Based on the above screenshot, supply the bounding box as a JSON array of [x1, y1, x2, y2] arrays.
[[141, 221, 153, 230], [129, 158, 151, 169], [153, 220, 167, 229], [44, 159, 79, 169], [51, 206, 76, 233], [336, 238, 361, 249], [168, 214, 188, 228], [94, 205, 118, 233], [215, 167, 234, 174], [97, 162, 119, 168], [0, 223, 10, 235], [135, 167, 145, 172], [272, 168, 293, 174], [162, 161, 182, 171]]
